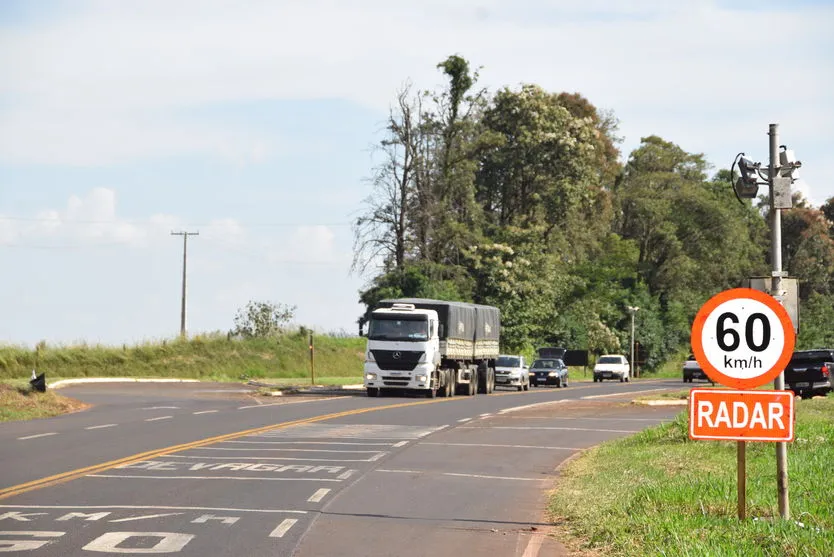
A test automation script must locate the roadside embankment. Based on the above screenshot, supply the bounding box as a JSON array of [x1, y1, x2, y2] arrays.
[[549, 394, 834, 555], [0, 333, 365, 382]]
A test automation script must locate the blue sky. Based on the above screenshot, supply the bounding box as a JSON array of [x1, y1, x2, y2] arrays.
[[1, 0, 832, 346]]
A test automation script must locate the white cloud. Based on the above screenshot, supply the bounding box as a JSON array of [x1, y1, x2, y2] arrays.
[[1, 188, 198, 248], [1, 0, 831, 174]]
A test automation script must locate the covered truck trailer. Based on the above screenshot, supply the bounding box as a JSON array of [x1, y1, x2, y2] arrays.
[[362, 298, 500, 398]]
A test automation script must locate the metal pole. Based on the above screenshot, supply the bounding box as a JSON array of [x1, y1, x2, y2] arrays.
[[769, 123, 790, 519], [309, 333, 315, 386], [630, 312, 636, 378]]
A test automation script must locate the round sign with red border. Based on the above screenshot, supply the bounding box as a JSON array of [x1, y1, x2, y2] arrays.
[[691, 288, 795, 389]]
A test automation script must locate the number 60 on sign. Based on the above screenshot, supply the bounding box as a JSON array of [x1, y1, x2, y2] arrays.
[[691, 288, 795, 389]]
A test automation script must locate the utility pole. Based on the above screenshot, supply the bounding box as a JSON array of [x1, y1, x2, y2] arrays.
[[171, 231, 199, 338], [769, 124, 790, 519], [627, 306, 639, 378]]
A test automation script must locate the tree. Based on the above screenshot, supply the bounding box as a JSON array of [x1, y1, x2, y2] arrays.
[[352, 83, 423, 274], [232, 301, 296, 338]]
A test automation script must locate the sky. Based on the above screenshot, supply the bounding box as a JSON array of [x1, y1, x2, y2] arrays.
[[1, 0, 832, 347]]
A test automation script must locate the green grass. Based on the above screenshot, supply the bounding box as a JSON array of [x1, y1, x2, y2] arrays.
[[0, 332, 366, 383], [549, 395, 834, 556]]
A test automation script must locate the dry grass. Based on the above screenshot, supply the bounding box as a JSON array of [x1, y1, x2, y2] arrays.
[[0, 384, 89, 422]]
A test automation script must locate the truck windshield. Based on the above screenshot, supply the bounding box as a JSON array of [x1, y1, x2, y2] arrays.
[[367, 316, 429, 342]]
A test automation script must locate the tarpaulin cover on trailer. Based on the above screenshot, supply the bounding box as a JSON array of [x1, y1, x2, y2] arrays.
[[376, 298, 499, 342]]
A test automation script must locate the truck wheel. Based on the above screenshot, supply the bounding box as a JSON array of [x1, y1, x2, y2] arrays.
[[477, 364, 488, 394], [367, 387, 379, 397], [426, 386, 437, 398], [469, 371, 477, 396], [620, 376, 625, 383]]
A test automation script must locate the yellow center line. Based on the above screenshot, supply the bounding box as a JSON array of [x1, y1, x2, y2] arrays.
[[0, 381, 659, 500], [0, 398, 443, 501]]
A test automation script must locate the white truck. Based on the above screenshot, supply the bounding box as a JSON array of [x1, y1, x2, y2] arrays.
[[362, 298, 500, 398]]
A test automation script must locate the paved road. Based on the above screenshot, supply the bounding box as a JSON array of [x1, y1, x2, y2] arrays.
[[0, 380, 685, 555]]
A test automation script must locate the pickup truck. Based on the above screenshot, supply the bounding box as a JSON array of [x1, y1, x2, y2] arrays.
[[785, 349, 833, 399]]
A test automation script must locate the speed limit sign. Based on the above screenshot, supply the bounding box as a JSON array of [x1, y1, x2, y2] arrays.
[[691, 288, 795, 389]]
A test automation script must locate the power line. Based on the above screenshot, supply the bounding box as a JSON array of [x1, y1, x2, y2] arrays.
[[171, 231, 199, 338]]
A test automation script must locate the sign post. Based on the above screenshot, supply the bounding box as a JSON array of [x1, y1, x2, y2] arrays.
[[690, 288, 795, 520]]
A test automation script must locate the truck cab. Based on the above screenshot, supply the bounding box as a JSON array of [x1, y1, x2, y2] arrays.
[[363, 303, 441, 397]]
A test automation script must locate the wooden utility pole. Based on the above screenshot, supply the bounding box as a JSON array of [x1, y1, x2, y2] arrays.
[[171, 231, 199, 337]]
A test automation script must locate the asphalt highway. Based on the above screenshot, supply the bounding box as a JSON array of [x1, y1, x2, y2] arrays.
[[0, 379, 686, 556]]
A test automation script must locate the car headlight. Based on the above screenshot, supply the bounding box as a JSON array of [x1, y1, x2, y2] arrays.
[[548, 371, 556, 376], [416, 374, 427, 382], [365, 373, 377, 380]]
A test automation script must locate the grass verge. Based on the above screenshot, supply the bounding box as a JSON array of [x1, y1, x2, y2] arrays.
[[549, 395, 834, 556], [0, 333, 365, 382], [0, 384, 89, 422]]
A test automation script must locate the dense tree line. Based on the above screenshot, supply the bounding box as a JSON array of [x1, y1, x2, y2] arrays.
[[353, 55, 834, 369]]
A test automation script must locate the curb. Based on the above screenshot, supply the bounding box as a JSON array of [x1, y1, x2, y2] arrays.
[[49, 378, 200, 390]]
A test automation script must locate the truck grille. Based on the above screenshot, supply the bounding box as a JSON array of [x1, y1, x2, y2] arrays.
[[382, 377, 411, 386], [371, 350, 423, 371]]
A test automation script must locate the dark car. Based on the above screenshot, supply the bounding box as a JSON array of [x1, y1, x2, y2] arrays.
[[785, 349, 833, 399], [529, 358, 569, 388], [683, 354, 713, 384]]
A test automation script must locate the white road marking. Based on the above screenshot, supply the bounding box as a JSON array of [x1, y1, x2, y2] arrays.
[[0, 505, 307, 514], [459, 426, 640, 433], [210, 446, 383, 453], [376, 469, 546, 482], [85, 424, 117, 430], [307, 489, 331, 503], [522, 532, 546, 557], [417, 424, 447, 437], [479, 413, 492, 418], [269, 518, 298, 538], [457, 418, 472, 423], [498, 400, 573, 414], [142, 406, 180, 410], [392, 441, 409, 448], [227, 440, 395, 446], [159, 454, 378, 462], [337, 470, 356, 480], [421, 442, 582, 451], [582, 388, 666, 399], [237, 397, 349, 410], [109, 512, 183, 523], [368, 453, 385, 462], [145, 416, 173, 422], [499, 416, 668, 422], [88, 474, 342, 482], [193, 410, 218, 415], [17, 432, 58, 440]]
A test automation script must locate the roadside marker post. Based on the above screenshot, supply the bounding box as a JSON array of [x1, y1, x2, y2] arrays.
[[689, 288, 796, 520]]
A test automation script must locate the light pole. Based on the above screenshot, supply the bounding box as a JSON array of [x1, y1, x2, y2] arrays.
[[732, 123, 801, 520], [627, 306, 639, 378]]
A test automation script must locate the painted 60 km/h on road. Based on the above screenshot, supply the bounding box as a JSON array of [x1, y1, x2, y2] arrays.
[[691, 288, 795, 389]]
